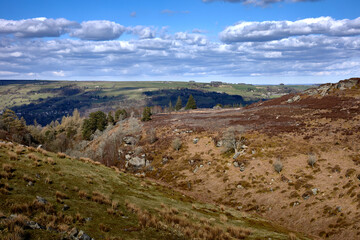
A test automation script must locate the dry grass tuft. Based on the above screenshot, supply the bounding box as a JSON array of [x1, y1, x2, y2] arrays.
[[8, 151, 18, 160], [91, 191, 111, 205], [219, 214, 228, 222], [55, 191, 68, 199], [78, 190, 89, 199], [99, 223, 111, 232], [45, 177, 52, 184], [15, 146, 25, 155], [227, 226, 251, 239], [46, 157, 56, 165], [27, 153, 40, 161], [23, 174, 35, 182], [288, 232, 298, 240], [0, 171, 11, 179], [10, 203, 31, 215], [57, 152, 66, 158], [27, 146, 36, 152], [2, 163, 14, 173]]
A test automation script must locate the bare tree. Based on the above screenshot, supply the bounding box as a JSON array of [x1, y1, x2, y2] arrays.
[[222, 126, 246, 158]]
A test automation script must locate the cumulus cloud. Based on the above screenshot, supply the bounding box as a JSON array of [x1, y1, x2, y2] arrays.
[[70, 20, 126, 41], [0, 17, 78, 38], [202, 0, 320, 6], [1, 16, 360, 82], [220, 17, 360, 43], [127, 26, 156, 39]]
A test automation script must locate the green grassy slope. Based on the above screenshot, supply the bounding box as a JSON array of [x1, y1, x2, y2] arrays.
[[0, 141, 311, 239]]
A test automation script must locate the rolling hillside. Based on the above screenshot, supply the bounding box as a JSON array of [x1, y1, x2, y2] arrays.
[[0, 141, 309, 239]]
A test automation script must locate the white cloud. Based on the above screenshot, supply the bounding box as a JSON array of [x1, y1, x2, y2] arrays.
[[0, 17, 78, 38], [70, 20, 126, 41], [127, 26, 156, 39], [0, 16, 359, 82], [220, 17, 360, 43]]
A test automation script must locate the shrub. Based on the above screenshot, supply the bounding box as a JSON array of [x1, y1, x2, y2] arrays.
[[148, 128, 157, 143], [141, 107, 152, 122], [308, 153, 317, 168], [273, 160, 283, 173], [172, 138, 182, 151]]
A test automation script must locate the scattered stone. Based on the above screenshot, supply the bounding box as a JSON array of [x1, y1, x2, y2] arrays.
[[68, 227, 78, 238], [251, 149, 256, 155], [237, 184, 243, 189], [233, 152, 241, 159], [162, 157, 168, 164], [336, 206, 342, 212], [189, 160, 194, 165], [239, 164, 245, 172], [193, 166, 199, 174], [62, 205, 70, 211], [302, 192, 311, 200], [37, 145, 42, 150], [216, 141, 223, 147], [78, 230, 92, 240], [27, 181, 34, 186], [125, 154, 131, 160], [233, 161, 239, 168], [193, 138, 199, 144], [35, 173, 41, 179], [85, 217, 92, 222], [207, 161, 212, 165], [26, 221, 42, 230], [292, 201, 300, 207], [128, 157, 146, 168], [36, 196, 47, 204], [312, 188, 318, 195], [199, 164, 203, 168], [123, 136, 137, 145], [187, 182, 191, 190]]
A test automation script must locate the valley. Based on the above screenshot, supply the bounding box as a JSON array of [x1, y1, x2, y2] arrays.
[[1, 78, 360, 239]]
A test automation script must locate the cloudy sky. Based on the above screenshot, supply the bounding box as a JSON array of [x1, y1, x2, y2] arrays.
[[0, 0, 359, 84]]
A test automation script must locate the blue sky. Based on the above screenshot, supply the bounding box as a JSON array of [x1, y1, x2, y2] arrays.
[[0, 0, 360, 84]]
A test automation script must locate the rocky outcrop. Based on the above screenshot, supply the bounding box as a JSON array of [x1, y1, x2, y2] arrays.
[[304, 78, 360, 97]]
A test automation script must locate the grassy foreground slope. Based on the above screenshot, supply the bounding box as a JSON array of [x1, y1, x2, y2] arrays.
[[0, 141, 310, 239]]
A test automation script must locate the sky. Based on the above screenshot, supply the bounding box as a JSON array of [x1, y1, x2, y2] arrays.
[[0, 0, 360, 84]]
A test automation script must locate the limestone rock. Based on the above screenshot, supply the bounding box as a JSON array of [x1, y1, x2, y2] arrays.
[[128, 157, 146, 168], [36, 196, 47, 204]]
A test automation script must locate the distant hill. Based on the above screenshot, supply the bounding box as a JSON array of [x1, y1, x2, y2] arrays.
[[0, 80, 314, 126]]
